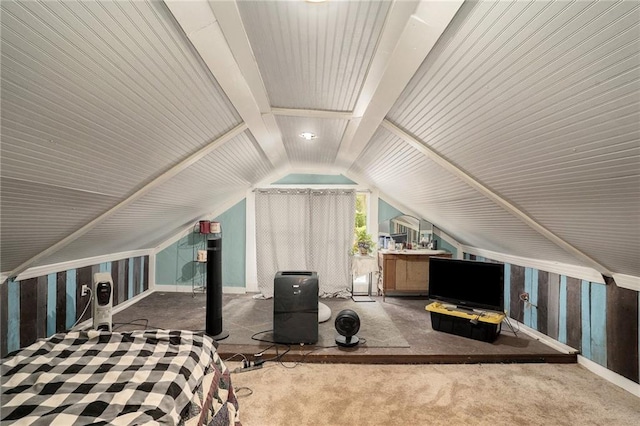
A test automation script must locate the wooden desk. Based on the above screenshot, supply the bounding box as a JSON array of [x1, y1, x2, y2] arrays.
[[377, 250, 452, 300]]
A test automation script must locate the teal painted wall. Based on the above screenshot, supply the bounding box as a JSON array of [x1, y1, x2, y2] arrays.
[[433, 235, 458, 258], [272, 173, 356, 185], [378, 199, 404, 223], [155, 199, 246, 288], [155, 230, 205, 286], [215, 199, 246, 288]]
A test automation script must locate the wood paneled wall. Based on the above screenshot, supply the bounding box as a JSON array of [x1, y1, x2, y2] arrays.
[[466, 254, 639, 384], [1, 256, 149, 357]]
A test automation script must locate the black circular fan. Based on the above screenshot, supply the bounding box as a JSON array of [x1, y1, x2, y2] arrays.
[[334, 309, 360, 347]]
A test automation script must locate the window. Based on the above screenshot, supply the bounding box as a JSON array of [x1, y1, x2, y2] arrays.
[[354, 192, 367, 239]]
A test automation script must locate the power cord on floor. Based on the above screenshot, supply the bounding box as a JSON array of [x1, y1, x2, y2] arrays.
[[250, 329, 275, 343], [502, 315, 519, 337], [250, 329, 349, 369], [250, 330, 292, 363], [224, 353, 250, 366], [277, 344, 339, 369]]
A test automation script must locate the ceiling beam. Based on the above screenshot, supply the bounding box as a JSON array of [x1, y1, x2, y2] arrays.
[[271, 107, 354, 120], [165, 0, 288, 169], [335, 0, 464, 169], [7, 123, 248, 280], [382, 119, 614, 277]]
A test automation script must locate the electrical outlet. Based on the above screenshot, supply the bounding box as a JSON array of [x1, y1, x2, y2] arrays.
[[81, 285, 89, 296]]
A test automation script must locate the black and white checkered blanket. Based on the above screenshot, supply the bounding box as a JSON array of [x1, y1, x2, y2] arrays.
[[1, 329, 240, 425]]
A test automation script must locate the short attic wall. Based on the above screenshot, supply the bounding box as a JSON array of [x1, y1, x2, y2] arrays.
[[3, 248, 638, 386], [155, 199, 247, 291], [467, 254, 640, 385], [0, 256, 150, 357]]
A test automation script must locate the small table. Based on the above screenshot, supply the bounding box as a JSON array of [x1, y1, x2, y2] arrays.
[[350, 254, 379, 302]]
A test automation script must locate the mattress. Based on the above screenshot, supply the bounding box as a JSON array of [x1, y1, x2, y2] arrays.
[[1, 329, 240, 425]]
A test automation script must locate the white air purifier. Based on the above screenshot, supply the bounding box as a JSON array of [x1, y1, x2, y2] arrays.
[[92, 272, 113, 331]]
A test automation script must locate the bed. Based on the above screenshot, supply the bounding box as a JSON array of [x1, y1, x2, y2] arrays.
[[1, 329, 241, 425]]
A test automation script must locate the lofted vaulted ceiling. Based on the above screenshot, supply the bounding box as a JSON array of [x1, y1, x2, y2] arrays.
[[1, 0, 638, 289]]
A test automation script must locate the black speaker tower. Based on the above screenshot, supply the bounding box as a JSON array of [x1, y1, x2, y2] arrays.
[[206, 238, 229, 340]]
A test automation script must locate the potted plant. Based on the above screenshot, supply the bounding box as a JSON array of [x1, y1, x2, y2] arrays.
[[353, 228, 375, 255]]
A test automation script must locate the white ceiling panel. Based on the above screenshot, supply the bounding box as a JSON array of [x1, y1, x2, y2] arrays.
[[33, 199, 209, 266], [127, 131, 274, 208], [275, 115, 348, 166], [236, 0, 391, 111], [1, 0, 241, 197], [1, 0, 247, 274], [351, 127, 595, 267], [386, 0, 640, 277], [0, 177, 119, 272], [35, 130, 275, 266]]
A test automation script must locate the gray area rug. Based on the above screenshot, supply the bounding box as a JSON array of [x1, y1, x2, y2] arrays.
[[221, 296, 410, 348]]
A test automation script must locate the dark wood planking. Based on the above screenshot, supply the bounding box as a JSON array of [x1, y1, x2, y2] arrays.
[[36, 276, 48, 339], [143, 256, 149, 292], [546, 273, 560, 341], [76, 266, 93, 324], [118, 259, 126, 305], [3, 258, 139, 354], [133, 257, 141, 296], [606, 283, 639, 383], [565, 277, 582, 351], [537, 271, 549, 335], [124, 259, 130, 301], [20, 278, 37, 348], [56, 272, 66, 332], [510, 265, 525, 323], [111, 261, 120, 307]]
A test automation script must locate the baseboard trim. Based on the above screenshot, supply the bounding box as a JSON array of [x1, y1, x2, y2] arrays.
[[11, 250, 152, 282], [154, 285, 200, 293], [512, 321, 578, 355], [513, 320, 639, 397], [577, 355, 640, 398], [223, 286, 246, 294]]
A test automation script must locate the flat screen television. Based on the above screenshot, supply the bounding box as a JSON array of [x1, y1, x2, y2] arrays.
[[428, 257, 504, 312]]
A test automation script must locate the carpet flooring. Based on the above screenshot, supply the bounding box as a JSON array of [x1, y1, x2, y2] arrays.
[[230, 362, 639, 426]]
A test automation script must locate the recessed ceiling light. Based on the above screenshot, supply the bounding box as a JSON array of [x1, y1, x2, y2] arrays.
[[306, 0, 327, 3], [299, 132, 317, 141]]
